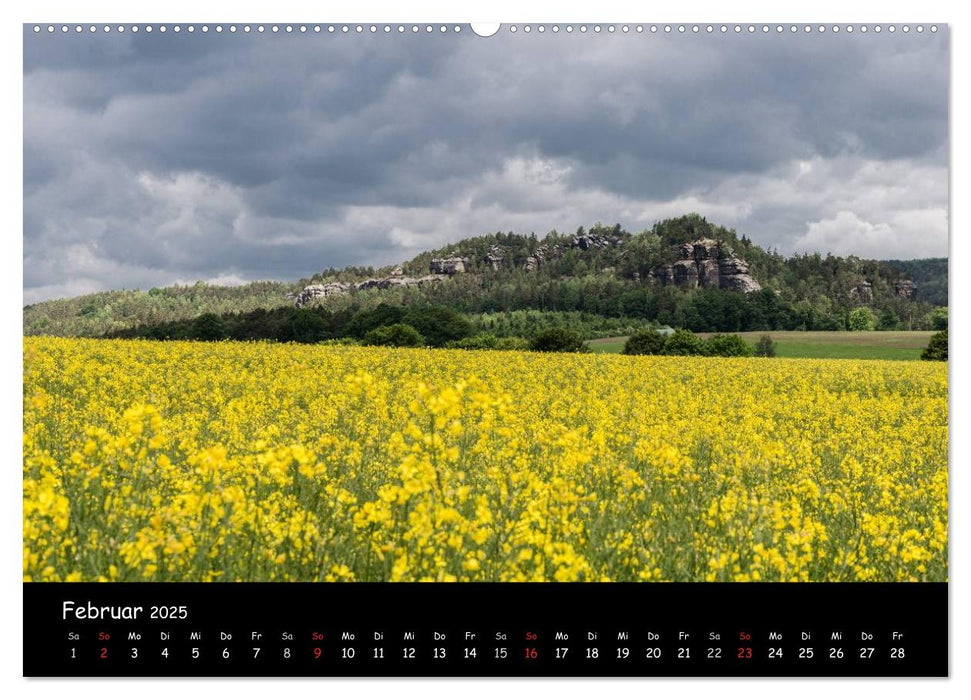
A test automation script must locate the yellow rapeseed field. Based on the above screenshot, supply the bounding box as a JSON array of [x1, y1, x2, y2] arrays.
[[23, 337, 947, 583]]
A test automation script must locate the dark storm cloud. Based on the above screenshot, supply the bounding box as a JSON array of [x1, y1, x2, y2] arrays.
[[23, 25, 948, 302]]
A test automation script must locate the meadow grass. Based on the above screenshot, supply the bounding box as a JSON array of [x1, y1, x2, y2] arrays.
[[586, 330, 935, 361]]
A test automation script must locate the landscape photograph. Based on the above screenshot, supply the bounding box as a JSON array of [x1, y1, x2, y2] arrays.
[[23, 25, 947, 583]]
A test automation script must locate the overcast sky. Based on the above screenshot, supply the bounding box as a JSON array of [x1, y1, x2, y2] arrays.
[[24, 25, 948, 303]]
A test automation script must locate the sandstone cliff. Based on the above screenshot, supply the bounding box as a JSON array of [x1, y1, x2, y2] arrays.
[[290, 274, 447, 307], [650, 238, 762, 293]]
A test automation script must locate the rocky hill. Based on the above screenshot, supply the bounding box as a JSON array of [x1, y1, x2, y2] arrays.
[[23, 214, 945, 337], [289, 234, 765, 307]]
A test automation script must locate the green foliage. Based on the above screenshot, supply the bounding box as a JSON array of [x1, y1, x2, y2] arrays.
[[25, 281, 299, 337], [650, 214, 729, 248], [848, 307, 876, 331], [705, 333, 755, 357], [190, 313, 226, 341], [663, 329, 705, 356], [362, 324, 424, 348], [883, 258, 948, 306], [25, 215, 947, 339], [110, 306, 344, 344], [877, 308, 901, 331], [755, 335, 777, 358], [920, 330, 948, 361], [344, 303, 405, 338], [529, 327, 588, 353], [401, 306, 472, 347], [617, 231, 667, 281], [926, 306, 948, 331], [290, 308, 331, 343], [623, 329, 668, 356]]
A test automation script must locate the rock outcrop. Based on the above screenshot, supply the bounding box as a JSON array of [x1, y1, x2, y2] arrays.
[[848, 279, 917, 303], [524, 244, 561, 272], [356, 274, 446, 292], [430, 257, 469, 275], [849, 281, 874, 304], [520, 233, 622, 271], [893, 280, 918, 299], [570, 232, 622, 250], [292, 274, 447, 307], [289, 283, 352, 307], [650, 238, 761, 293], [485, 245, 505, 271]]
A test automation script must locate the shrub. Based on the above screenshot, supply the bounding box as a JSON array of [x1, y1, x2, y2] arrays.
[[754, 335, 777, 357], [920, 330, 948, 361], [623, 329, 668, 356], [530, 327, 588, 353], [190, 313, 226, 341], [848, 307, 876, 331], [705, 333, 755, 357], [362, 324, 424, 348], [662, 329, 705, 356]]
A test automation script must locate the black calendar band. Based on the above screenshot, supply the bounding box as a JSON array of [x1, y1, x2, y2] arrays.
[[24, 582, 948, 677]]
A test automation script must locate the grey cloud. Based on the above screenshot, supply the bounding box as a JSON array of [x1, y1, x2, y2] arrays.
[[23, 26, 948, 302]]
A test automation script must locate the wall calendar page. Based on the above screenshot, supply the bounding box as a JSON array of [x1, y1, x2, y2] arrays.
[[21, 18, 950, 681]]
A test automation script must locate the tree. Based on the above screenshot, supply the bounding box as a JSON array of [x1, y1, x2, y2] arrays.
[[662, 329, 705, 356], [617, 231, 665, 281], [920, 330, 948, 361], [290, 308, 331, 343], [705, 333, 754, 357], [362, 324, 424, 347], [927, 306, 948, 331], [345, 303, 405, 338], [530, 327, 587, 353], [402, 306, 473, 347], [848, 307, 876, 331], [748, 288, 794, 331], [754, 335, 777, 357], [191, 313, 226, 341], [623, 329, 668, 356], [877, 307, 900, 331]]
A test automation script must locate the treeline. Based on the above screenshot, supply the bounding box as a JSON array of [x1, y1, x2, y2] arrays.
[[106, 303, 665, 347], [108, 303, 472, 347], [422, 280, 938, 333]]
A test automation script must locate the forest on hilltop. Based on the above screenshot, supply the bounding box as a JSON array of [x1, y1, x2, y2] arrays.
[[24, 214, 947, 339]]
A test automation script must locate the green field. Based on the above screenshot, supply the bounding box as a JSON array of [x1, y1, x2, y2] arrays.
[[586, 331, 936, 361]]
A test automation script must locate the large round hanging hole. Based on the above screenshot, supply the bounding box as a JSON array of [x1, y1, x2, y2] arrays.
[[470, 23, 501, 37]]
